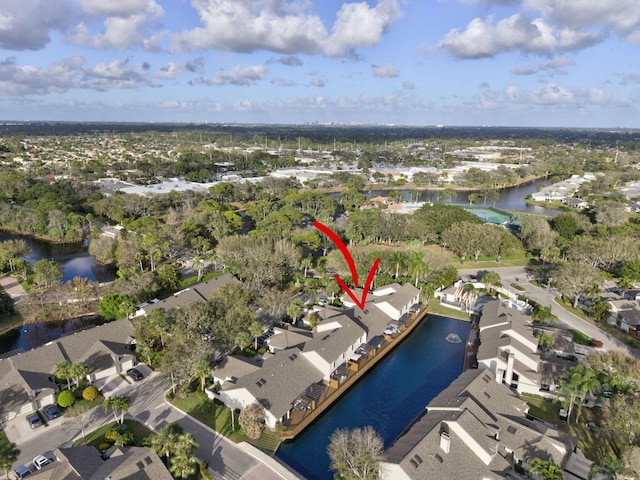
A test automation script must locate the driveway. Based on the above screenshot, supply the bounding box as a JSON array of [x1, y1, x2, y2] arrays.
[[458, 265, 640, 358]]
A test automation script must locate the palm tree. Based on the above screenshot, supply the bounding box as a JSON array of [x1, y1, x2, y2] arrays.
[[70, 362, 89, 387], [146, 423, 184, 468], [0, 437, 20, 479], [193, 357, 214, 392], [531, 305, 557, 326], [407, 251, 428, 287], [287, 299, 305, 323], [169, 433, 199, 479], [461, 283, 478, 312], [103, 395, 131, 424], [558, 364, 601, 423], [482, 271, 501, 295], [387, 251, 407, 279], [617, 276, 635, 296], [54, 360, 73, 389], [300, 258, 313, 278]]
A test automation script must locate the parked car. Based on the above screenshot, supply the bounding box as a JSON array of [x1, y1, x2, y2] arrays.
[[32, 455, 54, 470], [26, 413, 42, 429], [13, 465, 32, 479], [126, 368, 143, 381], [42, 405, 61, 421]]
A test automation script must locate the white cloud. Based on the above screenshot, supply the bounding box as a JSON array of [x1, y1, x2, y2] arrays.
[[0, 56, 83, 95], [271, 77, 296, 87], [402, 81, 415, 90], [372, 63, 399, 78], [311, 78, 325, 87], [524, 0, 640, 43], [173, 0, 402, 57], [0, 0, 76, 50], [154, 57, 204, 79], [196, 65, 267, 86], [84, 59, 154, 90], [67, 0, 165, 50], [323, 0, 403, 56]]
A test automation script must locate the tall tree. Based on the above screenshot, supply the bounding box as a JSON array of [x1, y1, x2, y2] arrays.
[[55, 360, 73, 389], [327, 426, 384, 480], [0, 435, 20, 480], [193, 357, 214, 392], [33, 258, 64, 288], [103, 395, 131, 424], [70, 362, 89, 386], [407, 251, 428, 287], [553, 262, 603, 309], [558, 364, 600, 423], [146, 423, 184, 468]]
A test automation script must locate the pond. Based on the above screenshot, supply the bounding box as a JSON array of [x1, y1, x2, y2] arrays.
[[276, 314, 470, 480], [0, 231, 114, 283]]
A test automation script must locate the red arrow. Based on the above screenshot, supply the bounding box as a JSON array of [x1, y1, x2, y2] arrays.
[[314, 220, 380, 310]]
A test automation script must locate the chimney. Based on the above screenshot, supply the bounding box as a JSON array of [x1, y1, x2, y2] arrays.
[[439, 431, 451, 454], [505, 351, 515, 386]]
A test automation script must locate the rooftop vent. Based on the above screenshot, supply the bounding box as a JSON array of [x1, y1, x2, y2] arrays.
[[440, 431, 451, 454]]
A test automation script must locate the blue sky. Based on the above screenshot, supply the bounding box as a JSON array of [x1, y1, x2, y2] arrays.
[[0, 0, 639, 128]]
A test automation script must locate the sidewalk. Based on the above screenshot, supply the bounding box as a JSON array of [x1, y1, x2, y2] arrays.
[[0, 274, 26, 298]]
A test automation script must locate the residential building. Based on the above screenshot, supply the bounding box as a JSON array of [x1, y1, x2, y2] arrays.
[[606, 298, 640, 334], [28, 446, 173, 479], [134, 273, 240, 317], [380, 369, 577, 480], [0, 319, 136, 423], [207, 283, 420, 429]]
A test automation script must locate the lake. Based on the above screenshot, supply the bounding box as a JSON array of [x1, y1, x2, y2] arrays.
[[276, 314, 470, 480], [367, 178, 558, 215], [0, 231, 114, 283]]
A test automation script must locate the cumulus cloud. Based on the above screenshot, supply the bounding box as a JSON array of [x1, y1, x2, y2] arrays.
[[83, 59, 155, 90], [271, 77, 296, 87], [504, 82, 619, 108], [67, 0, 165, 50], [438, 0, 635, 58], [0, 0, 77, 50], [173, 0, 402, 57], [372, 63, 399, 78], [196, 65, 267, 86], [276, 55, 303, 66]]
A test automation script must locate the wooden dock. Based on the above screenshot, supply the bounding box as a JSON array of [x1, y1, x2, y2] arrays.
[[280, 305, 430, 440]]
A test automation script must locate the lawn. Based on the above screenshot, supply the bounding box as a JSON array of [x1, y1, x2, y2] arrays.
[[171, 394, 281, 453], [521, 393, 621, 463], [427, 301, 473, 321], [569, 329, 593, 346], [74, 419, 152, 448]]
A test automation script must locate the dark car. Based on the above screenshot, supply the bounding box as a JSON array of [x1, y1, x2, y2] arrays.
[[42, 405, 61, 421], [26, 413, 42, 429], [127, 368, 143, 381]]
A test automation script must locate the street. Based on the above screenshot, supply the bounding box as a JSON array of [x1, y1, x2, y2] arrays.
[[458, 265, 640, 358], [11, 372, 295, 480]]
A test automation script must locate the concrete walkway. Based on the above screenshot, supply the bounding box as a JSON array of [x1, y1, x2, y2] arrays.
[[0, 274, 26, 298]]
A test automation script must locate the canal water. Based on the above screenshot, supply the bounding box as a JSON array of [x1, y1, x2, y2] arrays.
[[0, 231, 113, 283], [276, 314, 470, 480]]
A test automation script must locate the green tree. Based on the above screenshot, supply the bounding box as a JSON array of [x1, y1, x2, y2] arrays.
[[482, 271, 501, 294], [57, 389, 76, 408], [554, 262, 603, 309], [531, 305, 557, 326], [589, 298, 611, 323], [238, 404, 265, 440], [407, 251, 428, 287], [99, 294, 137, 321], [55, 360, 73, 389], [32, 258, 64, 288], [65, 403, 91, 442], [193, 357, 214, 392], [327, 426, 384, 480], [145, 423, 184, 468], [558, 364, 600, 423], [0, 434, 20, 480], [603, 394, 640, 446], [287, 299, 305, 323], [70, 362, 89, 386], [536, 331, 556, 351], [103, 395, 131, 425], [529, 458, 563, 480]]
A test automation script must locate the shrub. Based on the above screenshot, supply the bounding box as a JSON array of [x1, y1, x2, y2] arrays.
[[82, 385, 100, 402], [98, 443, 111, 452], [238, 404, 265, 440], [57, 389, 76, 408], [200, 460, 215, 480], [105, 428, 122, 443]]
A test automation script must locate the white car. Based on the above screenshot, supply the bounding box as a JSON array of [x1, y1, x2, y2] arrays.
[[32, 455, 54, 470]]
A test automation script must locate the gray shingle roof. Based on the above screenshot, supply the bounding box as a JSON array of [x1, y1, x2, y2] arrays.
[[224, 348, 324, 421], [302, 310, 366, 364]]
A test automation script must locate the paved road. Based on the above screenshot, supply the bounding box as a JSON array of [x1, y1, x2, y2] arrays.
[[458, 265, 640, 358], [12, 372, 294, 480]]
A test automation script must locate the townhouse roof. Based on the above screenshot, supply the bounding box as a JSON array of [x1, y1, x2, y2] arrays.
[[32, 446, 173, 480], [224, 348, 325, 421], [478, 300, 529, 329], [607, 299, 638, 311], [266, 326, 312, 351], [619, 308, 640, 327], [141, 273, 240, 314], [302, 310, 366, 364], [214, 355, 263, 385], [371, 283, 420, 311], [383, 369, 575, 479], [0, 319, 134, 416]]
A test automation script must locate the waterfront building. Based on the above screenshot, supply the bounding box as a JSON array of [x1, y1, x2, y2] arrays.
[[380, 368, 577, 480]]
